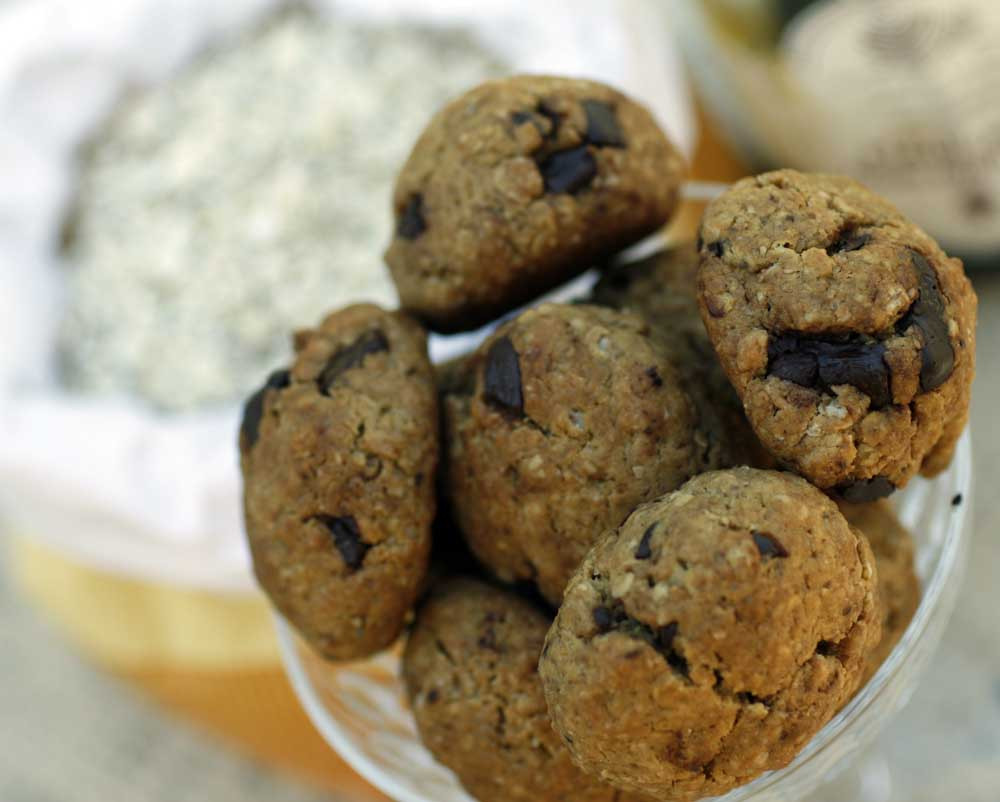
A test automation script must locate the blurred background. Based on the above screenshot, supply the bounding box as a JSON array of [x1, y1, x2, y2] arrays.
[[1, 1, 997, 800]]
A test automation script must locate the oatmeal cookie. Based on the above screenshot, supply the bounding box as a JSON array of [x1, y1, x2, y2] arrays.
[[540, 468, 881, 800], [445, 302, 715, 605], [240, 304, 438, 660], [697, 170, 976, 498], [386, 75, 685, 332], [403, 578, 649, 802]]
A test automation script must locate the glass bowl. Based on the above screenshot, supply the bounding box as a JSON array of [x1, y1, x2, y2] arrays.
[[275, 431, 972, 802]]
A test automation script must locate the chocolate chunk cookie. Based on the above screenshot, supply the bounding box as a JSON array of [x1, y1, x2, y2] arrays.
[[540, 468, 880, 800], [240, 304, 438, 660], [839, 500, 920, 686], [697, 170, 977, 496], [592, 242, 771, 469], [403, 578, 650, 802], [386, 75, 685, 332], [445, 302, 717, 605]]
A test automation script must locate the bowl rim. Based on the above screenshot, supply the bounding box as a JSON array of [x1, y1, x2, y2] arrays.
[[276, 430, 973, 802]]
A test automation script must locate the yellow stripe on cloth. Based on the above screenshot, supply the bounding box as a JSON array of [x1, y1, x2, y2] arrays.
[[10, 538, 278, 670], [9, 538, 389, 801]]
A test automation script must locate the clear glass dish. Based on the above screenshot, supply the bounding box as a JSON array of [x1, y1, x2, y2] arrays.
[[276, 432, 972, 802]]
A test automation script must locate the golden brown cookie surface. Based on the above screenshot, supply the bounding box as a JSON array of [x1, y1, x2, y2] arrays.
[[403, 578, 650, 802], [240, 304, 438, 660], [697, 170, 976, 497], [385, 75, 685, 332], [445, 302, 715, 605], [540, 468, 881, 800], [593, 242, 770, 470]]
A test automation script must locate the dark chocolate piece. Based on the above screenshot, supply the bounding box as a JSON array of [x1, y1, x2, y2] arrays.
[[656, 622, 689, 678], [816, 639, 837, 657], [538, 146, 597, 194], [751, 531, 789, 559], [768, 333, 891, 409], [705, 239, 728, 258], [901, 250, 955, 392], [240, 369, 290, 448], [318, 330, 390, 395], [313, 514, 370, 571], [582, 100, 625, 148], [827, 230, 871, 254], [483, 336, 524, 415], [592, 604, 689, 677], [634, 524, 656, 560], [397, 194, 426, 239], [836, 476, 896, 502], [592, 605, 614, 632]]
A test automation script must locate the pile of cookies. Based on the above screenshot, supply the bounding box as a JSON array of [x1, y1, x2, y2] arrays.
[[239, 76, 976, 801]]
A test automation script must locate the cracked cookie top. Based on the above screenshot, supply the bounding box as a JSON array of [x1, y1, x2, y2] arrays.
[[403, 578, 651, 802], [539, 468, 880, 801], [385, 75, 685, 332], [240, 304, 438, 660], [445, 302, 715, 605], [697, 170, 976, 493]]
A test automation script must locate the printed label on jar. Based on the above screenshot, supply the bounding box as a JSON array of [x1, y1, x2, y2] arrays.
[[780, 0, 1000, 256]]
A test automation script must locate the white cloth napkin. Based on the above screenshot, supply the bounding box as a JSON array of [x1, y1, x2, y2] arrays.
[[0, 0, 694, 591]]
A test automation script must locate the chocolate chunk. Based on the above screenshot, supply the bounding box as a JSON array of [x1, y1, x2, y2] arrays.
[[318, 330, 389, 394], [901, 251, 955, 392], [313, 514, 370, 571], [705, 240, 728, 258], [426, 689, 440, 704], [592, 606, 614, 632], [656, 621, 678, 650], [768, 333, 891, 408], [646, 366, 663, 388], [836, 476, 896, 502], [483, 336, 524, 415], [582, 100, 625, 148], [769, 349, 818, 388], [240, 369, 290, 448], [635, 523, 656, 560], [657, 622, 689, 678], [666, 649, 690, 678], [397, 194, 426, 239], [538, 146, 597, 194], [952, 493, 963, 507], [817, 342, 890, 407], [827, 229, 871, 254], [751, 530, 789, 559]]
